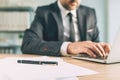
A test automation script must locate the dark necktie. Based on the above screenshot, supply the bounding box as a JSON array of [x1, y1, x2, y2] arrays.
[[68, 12, 75, 42]]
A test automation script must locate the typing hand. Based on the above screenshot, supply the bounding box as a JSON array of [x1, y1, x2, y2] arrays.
[[67, 41, 111, 58], [99, 42, 111, 56]]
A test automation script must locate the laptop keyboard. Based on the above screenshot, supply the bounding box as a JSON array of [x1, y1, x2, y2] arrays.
[[76, 54, 107, 60]]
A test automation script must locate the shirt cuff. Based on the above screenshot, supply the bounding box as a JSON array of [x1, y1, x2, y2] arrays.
[[60, 42, 72, 56]]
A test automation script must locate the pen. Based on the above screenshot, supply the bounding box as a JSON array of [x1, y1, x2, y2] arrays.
[[17, 60, 58, 65]]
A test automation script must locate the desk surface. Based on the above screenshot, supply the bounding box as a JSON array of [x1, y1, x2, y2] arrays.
[[0, 54, 120, 80]]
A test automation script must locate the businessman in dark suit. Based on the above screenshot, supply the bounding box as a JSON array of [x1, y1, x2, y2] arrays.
[[21, 0, 111, 57]]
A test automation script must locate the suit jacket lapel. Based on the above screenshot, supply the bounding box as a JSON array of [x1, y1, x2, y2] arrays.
[[52, 2, 64, 41], [77, 7, 86, 41]]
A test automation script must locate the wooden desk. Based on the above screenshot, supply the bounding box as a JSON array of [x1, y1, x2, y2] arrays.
[[0, 54, 120, 80]]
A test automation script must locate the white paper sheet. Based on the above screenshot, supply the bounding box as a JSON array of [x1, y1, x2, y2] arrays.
[[0, 56, 98, 80]]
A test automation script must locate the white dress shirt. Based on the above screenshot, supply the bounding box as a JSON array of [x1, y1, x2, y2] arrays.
[[57, 1, 80, 56]]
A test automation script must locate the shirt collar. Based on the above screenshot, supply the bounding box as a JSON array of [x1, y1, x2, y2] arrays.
[[57, 0, 77, 18]]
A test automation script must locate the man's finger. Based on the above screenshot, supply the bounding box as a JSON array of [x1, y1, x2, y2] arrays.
[[95, 43, 106, 57]]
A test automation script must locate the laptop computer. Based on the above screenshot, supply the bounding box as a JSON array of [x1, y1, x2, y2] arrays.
[[72, 28, 120, 64]]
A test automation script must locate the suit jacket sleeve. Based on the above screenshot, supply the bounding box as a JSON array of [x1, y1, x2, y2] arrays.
[[21, 7, 63, 56]]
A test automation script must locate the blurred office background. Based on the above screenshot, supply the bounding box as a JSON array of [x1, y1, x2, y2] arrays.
[[0, 0, 120, 54]]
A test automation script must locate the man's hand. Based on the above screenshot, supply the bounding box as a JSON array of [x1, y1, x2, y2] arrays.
[[67, 41, 111, 58]]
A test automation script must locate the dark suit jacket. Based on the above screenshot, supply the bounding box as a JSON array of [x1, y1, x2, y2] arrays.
[[21, 2, 100, 56]]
